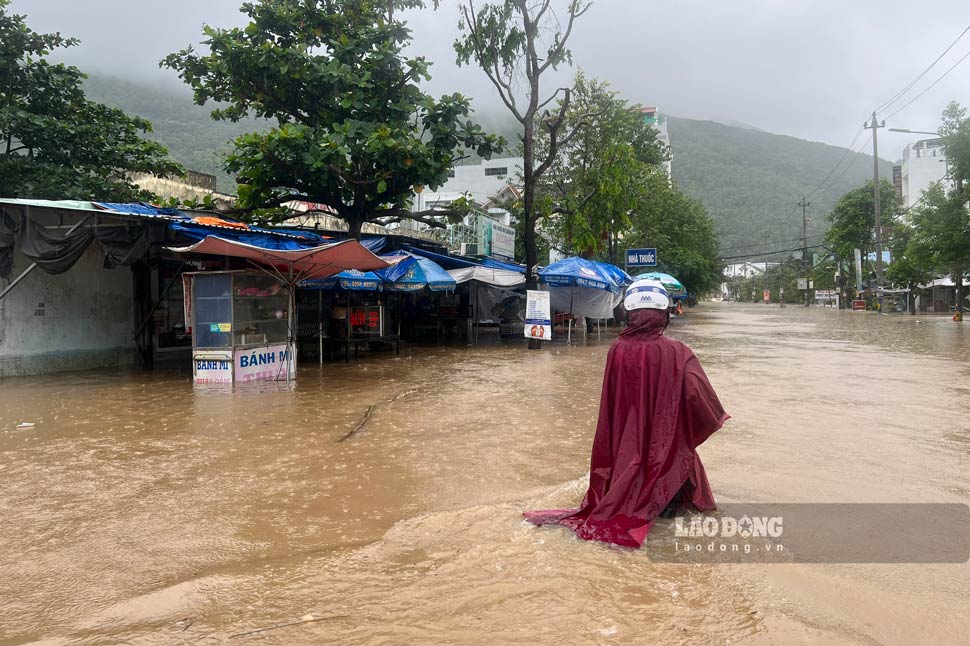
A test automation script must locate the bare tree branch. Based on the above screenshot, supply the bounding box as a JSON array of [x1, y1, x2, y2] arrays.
[[460, 2, 524, 123], [538, 0, 591, 75], [369, 207, 460, 229]]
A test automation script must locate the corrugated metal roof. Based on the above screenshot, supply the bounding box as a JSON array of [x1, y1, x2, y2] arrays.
[[0, 198, 315, 241]]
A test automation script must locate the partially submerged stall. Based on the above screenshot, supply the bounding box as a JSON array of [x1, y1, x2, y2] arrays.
[[378, 251, 458, 342], [447, 265, 526, 341], [299, 267, 397, 363], [539, 257, 629, 340], [168, 236, 388, 383]]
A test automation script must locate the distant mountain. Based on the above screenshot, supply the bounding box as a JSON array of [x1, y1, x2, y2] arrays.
[[667, 116, 893, 259], [84, 74, 892, 259], [713, 119, 764, 132], [83, 74, 261, 193]]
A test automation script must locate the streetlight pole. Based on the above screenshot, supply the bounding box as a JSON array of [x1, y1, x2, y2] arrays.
[[865, 112, 885, 287]]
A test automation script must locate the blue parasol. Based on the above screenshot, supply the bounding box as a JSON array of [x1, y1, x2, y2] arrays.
[[538, 257, 625, 294], [300, 268, 383, 291], [379, 252, 456, 292]]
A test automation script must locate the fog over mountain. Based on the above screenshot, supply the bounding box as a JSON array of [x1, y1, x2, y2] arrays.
[[12, 0, 970, 157]]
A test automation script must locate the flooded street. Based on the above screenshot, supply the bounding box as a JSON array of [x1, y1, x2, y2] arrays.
[[2, 303, 969, 645]]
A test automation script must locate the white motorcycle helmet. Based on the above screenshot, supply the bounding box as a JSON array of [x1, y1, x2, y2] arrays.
[[624, 279, 670, 311]]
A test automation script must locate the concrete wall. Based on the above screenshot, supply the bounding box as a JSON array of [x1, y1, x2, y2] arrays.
[[0, 240, 137, 378]]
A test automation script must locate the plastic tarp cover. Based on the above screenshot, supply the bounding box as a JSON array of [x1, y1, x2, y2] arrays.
[[17, 217, 95, 275], [400, 244, 479, 269], [170, 222, 316, 250], [549, 285, 622, 319], [474, 284, 525, 323], [166, 236, 389, 281], [481, 257, 526, 274], [93, 202, 190, 218], [448, 266, 525, 288], [97, 228, 148, 268]]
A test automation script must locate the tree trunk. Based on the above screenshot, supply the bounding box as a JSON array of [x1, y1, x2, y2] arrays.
[[348, 216, 364, 240]]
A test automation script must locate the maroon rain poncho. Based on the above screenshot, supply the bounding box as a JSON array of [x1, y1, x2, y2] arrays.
[[525, 308, 729, 548]]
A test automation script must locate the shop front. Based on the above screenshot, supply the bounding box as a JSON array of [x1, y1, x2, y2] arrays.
[[188, 270, 295, 384]]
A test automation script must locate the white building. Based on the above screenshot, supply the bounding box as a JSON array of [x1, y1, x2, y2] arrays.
[[900, 138, 949, 209], [723, 262, 777, 279], [401, 157, 522, 254], [415, 156, 522, 212], [641, 106, 672, 179]]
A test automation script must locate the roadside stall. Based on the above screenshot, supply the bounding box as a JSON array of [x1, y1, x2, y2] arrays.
[[539, 257, 628, 342], [447, 265, 526, 342], [169, 236, 388, 383], [299, 268, 403, 362], [379, 252, 457, 342], [876, 287, 910, 314]]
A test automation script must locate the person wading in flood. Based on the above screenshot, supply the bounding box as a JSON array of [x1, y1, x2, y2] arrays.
[[525, 279, 729, 548]]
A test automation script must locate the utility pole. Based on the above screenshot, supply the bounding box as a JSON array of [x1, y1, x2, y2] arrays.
[[864, 112, 885, 287], [799, 196, 811, 306]]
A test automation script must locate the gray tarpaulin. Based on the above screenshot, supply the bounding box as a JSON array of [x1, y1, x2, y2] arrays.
[[474, 285, 525, 323], [17, 217, 95, 275], [8, 216, 148, 277], [549, 285, 622, 319], [97, 228, 148, 268]]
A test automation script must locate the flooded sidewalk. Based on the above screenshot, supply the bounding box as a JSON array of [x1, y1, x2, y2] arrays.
[[1, 303, 968, 645]]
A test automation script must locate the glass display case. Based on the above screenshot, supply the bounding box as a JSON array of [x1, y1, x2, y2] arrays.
[[187, 270, 296, 383]]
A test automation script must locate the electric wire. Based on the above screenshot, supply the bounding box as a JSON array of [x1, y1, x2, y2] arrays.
[[874, 23, 970, 114]]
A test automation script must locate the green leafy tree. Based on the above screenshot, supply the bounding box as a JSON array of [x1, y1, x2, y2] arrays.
[[449, 0, 591, 283], [907, 182, 970, 315], [625, 187, 722, 297], [163, 0, 503, 237], [538, 72, 667, 263], [0, 1, 180, 200], [885, 220, 933, 312], [825, 179, 900, 282]]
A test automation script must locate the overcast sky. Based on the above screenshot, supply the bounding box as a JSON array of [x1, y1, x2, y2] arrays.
[[12, 0, 970, 158]]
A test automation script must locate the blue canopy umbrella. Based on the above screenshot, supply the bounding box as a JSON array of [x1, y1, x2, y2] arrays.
[[538, 257, 625, 339], [539, 257, 624, 294], [597, 261, 633, 287], [633, 271, 687, 297], [379, 252, 456, 292], [299, 268, 383, 291]]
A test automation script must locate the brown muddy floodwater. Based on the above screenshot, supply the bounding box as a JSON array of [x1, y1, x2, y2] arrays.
[[1, 303, 969, 645]]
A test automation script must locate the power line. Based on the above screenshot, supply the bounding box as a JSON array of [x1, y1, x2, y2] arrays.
[[805, 126, 865, 201], [885, 47, 970, 121], [721, 241, 830, 261], [720, 232, 827, 254], [813, 133, 873, 197], [875, 23, 970, 114]]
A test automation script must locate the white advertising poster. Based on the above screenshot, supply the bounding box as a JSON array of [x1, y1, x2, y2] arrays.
[[234, 343, 296, 381], [491, 221, 516, 260], [193, 351, 233, 385], [525, 290, 552, 340]]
